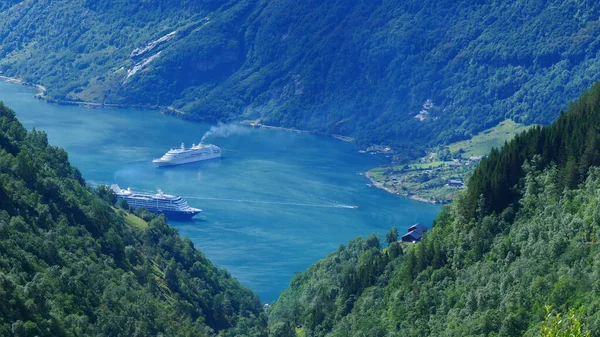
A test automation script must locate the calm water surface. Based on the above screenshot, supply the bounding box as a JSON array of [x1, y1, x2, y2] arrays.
[[0, 82, 442, 301]]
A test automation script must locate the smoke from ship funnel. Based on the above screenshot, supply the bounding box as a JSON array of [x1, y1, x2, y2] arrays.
[[201, 123, 249, 142]]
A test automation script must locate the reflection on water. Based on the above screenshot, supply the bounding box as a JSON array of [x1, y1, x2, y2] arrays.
[[0, 82, 442, 301]]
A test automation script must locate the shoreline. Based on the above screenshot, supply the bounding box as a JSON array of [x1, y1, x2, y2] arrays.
[[240, 120, 312, 135], [241, 121, 440, 206], [2, 77, 419, 204], [0, 75, 46, 96], [364, 171, 439, 205], [44, 98, 163, 111], [1, 76, 359, 145], [240, 120, 355, 143], [1, 75, 164, 111], [0, 77, 357, 145]]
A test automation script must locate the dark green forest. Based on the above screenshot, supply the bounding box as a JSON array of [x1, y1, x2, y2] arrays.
[[2, 0, 600, 148], [267, 83, 600, 336], [4, 2, 600, 336], [3, 82, 599, 336], [0, 102, 266, 336]]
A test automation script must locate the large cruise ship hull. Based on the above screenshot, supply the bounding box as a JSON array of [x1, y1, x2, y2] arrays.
[[112, 184, 201, 221], [132, 206, 201, 221], [153, 153, 221, 167], [156, 209, 202, 221]]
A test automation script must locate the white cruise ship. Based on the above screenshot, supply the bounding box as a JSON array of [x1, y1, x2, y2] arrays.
[[111, 184, 201, 220], [152, 143, 221, 167]]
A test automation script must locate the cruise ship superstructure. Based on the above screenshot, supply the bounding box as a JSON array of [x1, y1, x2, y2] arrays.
[[153, 143, 221, 167], [111, 184, 201, 220]]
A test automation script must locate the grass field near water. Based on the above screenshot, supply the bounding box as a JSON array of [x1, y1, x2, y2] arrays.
[[367, 119, 533, 203]]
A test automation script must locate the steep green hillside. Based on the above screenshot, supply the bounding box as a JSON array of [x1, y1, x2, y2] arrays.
[[2, 1, 600, 147], [267, 83, 600, 336], [0, 102, 266, 336]]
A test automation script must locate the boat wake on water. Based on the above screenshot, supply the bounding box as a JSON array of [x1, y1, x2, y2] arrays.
[[182, 196, 358, 209]]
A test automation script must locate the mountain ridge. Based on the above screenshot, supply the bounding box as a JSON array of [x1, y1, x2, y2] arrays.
[[2, 0, 600, 148]]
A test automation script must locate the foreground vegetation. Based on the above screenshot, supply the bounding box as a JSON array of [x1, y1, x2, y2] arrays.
[[0, 102, 266, 336], [3, 60, 600, 337], [268, 83, 600, 336], [1, 1, 600, 149]]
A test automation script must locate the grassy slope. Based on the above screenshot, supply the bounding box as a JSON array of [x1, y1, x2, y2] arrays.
[[449, 120, 533, 158], [114, 207, 148, 231]]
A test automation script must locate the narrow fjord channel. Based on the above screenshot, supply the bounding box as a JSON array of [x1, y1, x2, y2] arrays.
[[0, 82, 441, 301]]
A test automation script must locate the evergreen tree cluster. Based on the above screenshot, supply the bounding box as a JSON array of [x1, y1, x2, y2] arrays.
[[466, 81, 600, 219], [268, 83, 600, 336], [0, 102, 266, 336]]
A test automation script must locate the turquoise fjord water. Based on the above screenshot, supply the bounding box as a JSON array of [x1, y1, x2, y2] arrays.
[[0, 82, 441, 301]]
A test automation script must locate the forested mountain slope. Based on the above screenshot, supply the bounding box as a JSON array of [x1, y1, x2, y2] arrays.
[[0, 102, 266, 336], [2, 1, 600, 147], [267, 83, 600, 336]]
